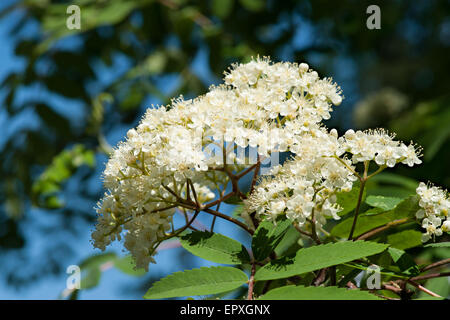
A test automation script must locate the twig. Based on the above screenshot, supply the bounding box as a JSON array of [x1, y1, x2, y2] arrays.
[[236, 163, 259, 179], [333, 155, 360, 179], [210, 189, 225, 232], [410, 272, 450, 282], [293, 223, 316, 242], [169, 210, 200, 238], [348, 161, 369, 240], [249, 157, 261, 195], [204, 191, 235, 209], [203, 207, 254, 235], [420, 258, 450, 273], [407, 280, 443, 298], [355, 218, 410, 240], [313, 268, 328, 286], [247, 263, 256, 300], [187, 179, 199, 207]]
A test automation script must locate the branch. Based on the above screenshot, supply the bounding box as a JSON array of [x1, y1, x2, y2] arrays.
[[247, 262, 256, 300], [407, 280, 443, 298], [348, 161, 369, 240], [420, 258, 450, 273], [203, 207, 254, 235], [355, 218, 410, 240], [249, 157, 261, 195], [167, 210, 200, 238], [203, 191, 235, 209], [313, 268, 328, 286], [293, 223, 313, 238], [410, 272, 450, 282], [236, 163, 259, 179], [187, 179, 199, 207]]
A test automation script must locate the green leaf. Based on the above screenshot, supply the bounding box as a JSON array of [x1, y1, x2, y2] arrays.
[[44, 195, 64, 209], [78, 252, 117, 290], [179, 231, 250, 264], [80, 252, 116, 270], [387, 247, 420, 276], [143, 266, 248, 299], [361, 207, 386, 216], [424, 242, 450, 248], [335, 185, 366, 216], [331, 195, 419, 238], [32, 144, 96, 208], [274, 225, 302, 257], [114, 255, 146, 276], [252, 217, 292, 261], [258, 285, 382, 300], [387, 229, 423, 250], [239, 0, 265, 12], [212, 0, 234, 19], [80, 268, 101, 290], [255, 241, 389, 281], [366, 195, 403, 211]]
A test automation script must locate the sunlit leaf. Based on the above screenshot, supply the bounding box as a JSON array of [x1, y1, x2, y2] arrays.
[[144, 266, 248, 299]]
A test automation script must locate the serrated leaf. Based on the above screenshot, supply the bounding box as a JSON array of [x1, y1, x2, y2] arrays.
[[258, 285, 382, 300], [179, 231, 250, 264], [143, 266, 248, 299], [114, 255, 146, 276], [252, 217, 292, 261], [366, 195, 403, 211], [255, 241, 389, 281]]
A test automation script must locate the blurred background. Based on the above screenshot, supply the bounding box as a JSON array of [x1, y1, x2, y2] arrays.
[[0, 0, 449, 299]]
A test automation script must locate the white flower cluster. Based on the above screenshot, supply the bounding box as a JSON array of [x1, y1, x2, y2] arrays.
[[245, 128, 358, 228], [92, 57, 344, 269], [244, 126, 423, 232], [416, 182, 450, 242], [339, 129, 422, 167]]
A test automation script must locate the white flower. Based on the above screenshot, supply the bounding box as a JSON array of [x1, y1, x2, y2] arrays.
[[442, 220, 450, 233], [415, 182, 449, 242]]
